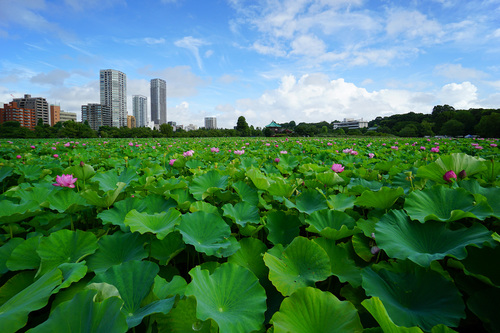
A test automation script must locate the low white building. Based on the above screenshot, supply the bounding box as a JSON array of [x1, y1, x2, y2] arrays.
[[333, 118, 369, 130]]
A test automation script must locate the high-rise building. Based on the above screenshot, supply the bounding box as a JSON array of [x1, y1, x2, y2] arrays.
[[127, 115, 136, 129], [82, 104, 111, 131], [100, 69, 127, 128], [59, 111, 77, 122], [150, 78, 166, 125], [13, 94, 49, 125], [0, 102, 36, 130], [132, 95, 147, 127], [205, 117, 217, 129], [50, 105, 60, 126]]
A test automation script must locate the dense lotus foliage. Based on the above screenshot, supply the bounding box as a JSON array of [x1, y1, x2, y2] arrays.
[[0, 136, 499, 332]]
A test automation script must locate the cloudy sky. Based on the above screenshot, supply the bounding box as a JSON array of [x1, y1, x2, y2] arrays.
[[1, 0, 499, 129]]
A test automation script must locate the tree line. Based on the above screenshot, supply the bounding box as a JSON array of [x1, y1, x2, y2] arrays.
[[1, 106, 499, 138]]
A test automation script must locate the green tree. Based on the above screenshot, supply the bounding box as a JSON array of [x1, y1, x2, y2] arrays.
[[398, 124, 418, 137], [441, 119, 465, 137], [475, 113, 500, 138], [236, 116, 250, 136], [159, 123, 174, 137]]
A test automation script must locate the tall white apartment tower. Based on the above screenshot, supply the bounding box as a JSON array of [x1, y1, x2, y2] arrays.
[[100, 69, 127, 128], [150, 78, 166, 125], [205, 116, 217, 129], [132, 95, 148, 127]]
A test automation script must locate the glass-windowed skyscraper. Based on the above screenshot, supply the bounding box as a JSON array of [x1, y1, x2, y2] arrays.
[[150, 78, 166, 125], [100, 69, 127, 128], [132, 95, 147, 127]]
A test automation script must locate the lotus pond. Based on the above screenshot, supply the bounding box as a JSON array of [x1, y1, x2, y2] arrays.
[[0, 137, 499, 332]]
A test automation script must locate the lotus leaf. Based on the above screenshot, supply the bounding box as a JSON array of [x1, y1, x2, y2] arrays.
[[86, 232, 148, 273], [124, 208, 181, 239], [150, 231, 186, 265], [265, 211, 301, 246], [189, 170, 229, 200], [0, 268, 62, 333], [232, 181, 259, 205], [178, 211, 233, 257], [355, 187, 404, 210], [27, 289, 128, 333], [92, 260, 175, 328], [185, 262, 267, 333], [362, 297, 424, 333], [306, 209, 359, 240], [264, 236, 331, 296], [0, 238, 24, 274], [271, 287, 363, 333], [156, 296, 214, 333], [228, 237, 269, 282], [92, 168, 138, 192], [404, 186, 493, 222], [223, 201, 260, 227], [6, 236, 41, 271], [417, 153, 486, 184], [46, 188, 89, 213], [294, 189, 329, 214], [36, 229, 98, 275], [362, 264, 465, 331], [327, 193, 356, 211]]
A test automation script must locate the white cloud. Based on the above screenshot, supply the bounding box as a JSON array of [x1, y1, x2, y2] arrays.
[[30, 69, 72, 86], [438, 82, 479, 109], [434, 64, 488, 81], [174, 36, 210, 70], [385, 9, 443, 43], [290, 34, 326, 57]]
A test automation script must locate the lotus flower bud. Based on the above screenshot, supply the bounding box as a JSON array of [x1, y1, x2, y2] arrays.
[[443, 170, 457, 183], [80, 161, 85, 167], [370, 246, 380, 255], [458, 169, 466, 179]]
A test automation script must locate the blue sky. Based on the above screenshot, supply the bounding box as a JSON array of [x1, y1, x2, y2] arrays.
[[1, 0, 499, 129]]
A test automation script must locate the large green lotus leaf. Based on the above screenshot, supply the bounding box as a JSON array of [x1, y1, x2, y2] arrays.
[[0, 166, 13, 182], [92, 260, 175, 328], [459, 180, 500, 218], [232, 181, 259, 206], [81, 182, 127, 208], [271, 287, 363, 333], [46, 188, 89, 213], [267, 177, 295, 197], [54, 262, 88, 293], [404, 186, 493, 222], [189, 170, 229, 200], [316, 171, 346, 186], [314, 237, 362, 288], [0, 238, 24, 274], [185, 262, 267, 333], [416, 153, 486, 184], [6, 236, 41, 271], [460, 244, 500, 287], [246, 166, 271, 190], [124, 208, 181, 240], [178, 211, 233, 257], [156, 296, 215, 333], [327, 193, 356, 211], [362, 297, 424, 333], [467, 287, 500, 333], [264, 237, 331, 296], [294, 190, 329, 215], [222, 201, 260, 227], [15, 164, 43, 180], [190, 201, 219, 214], [153, 275, 187, 299], [277, 154, 299, 171], [27, 289, 128, 333], [86, 232, 148, 273], [0, 271, 36, 306], [376, 210, 493, 266], [63, 162, 96, 181], [0, 200, 41, 224], [14, 186, 52, 205], [0, 268, 62, 333], [361, 264, 465, 331], [228, 237, 269, 282], [306, 209, 359, 240], [186, 159, 206, 169], [92, 168, 138, 192], [36, 229, 98, 275], [98, 196, 143, 231], [265, 211, 301, 246], [150, 231, 186, 265], [168, 188, 196, 210], [355, 187, 404, 210]]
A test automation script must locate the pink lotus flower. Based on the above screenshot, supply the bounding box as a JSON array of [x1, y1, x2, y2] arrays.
[[64, 142, 70, 147], [350, 150, 358, 155], [128, 142, 134, 146], [274, 158, 280, 163], [16, 155, 22, 159], [368, 153, 375, 158], [53, 174, 77, 188], [234, 150, 245, 155], [327, 142, 333, 146], [420, 146, 426, 150], [331, 163, 344, 173], [391, 146, 398, 150], [53, 154, 59, 158], [169, 159, 176, 166], [431, 147, 439, 153], [211, 147, 220, 153], [443, 170, 457, 183], [30, 145, 35, 149], [183, 150, 194, 157], [280, 150, 287, 154], [342, 148, 352, 153], [490, 144, 497, 147]]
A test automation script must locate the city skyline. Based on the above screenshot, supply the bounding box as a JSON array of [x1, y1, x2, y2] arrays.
[[100, 69, 127, 128], [1, 1, 499, 129], [150, 78, 167, 126]]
